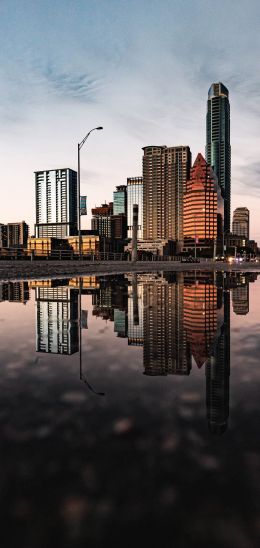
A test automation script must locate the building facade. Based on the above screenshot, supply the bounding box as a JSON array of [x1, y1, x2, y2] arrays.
[[142, 146, 191, 243], [35, 168, 78, 238], [183, 153, 223, 250], [91, 203, 113, 238], [0, 224, 7, 247], [113, 185, 127, 215], [232, 207, 249, 239], [206, 82, 231, 233], [127, 177, 143, 239]]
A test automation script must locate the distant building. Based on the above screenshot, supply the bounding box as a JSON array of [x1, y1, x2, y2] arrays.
[[0, 224, 7, 247], [143, 146, 191, 244], [206, 82, 231, 233], [91, 202, 113, 238], [113, 185, 127, 215], [111, 214, 127, 240], [4, 221, 29, 248], [35, 168, 78, 238], [127, 177, 143, 239], [232, 207, 249, 239], [232, 277, 249, 315], [183, 153, 223, 252]]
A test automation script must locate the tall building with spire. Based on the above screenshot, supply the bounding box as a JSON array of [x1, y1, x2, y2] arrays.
[[206, 83, 231, 233]]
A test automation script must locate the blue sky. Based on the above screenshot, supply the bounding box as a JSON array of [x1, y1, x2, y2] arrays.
[[1, 0, 260, 239]]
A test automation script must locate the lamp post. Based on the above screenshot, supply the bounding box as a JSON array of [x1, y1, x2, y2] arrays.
[[78, 126, 103, 259]]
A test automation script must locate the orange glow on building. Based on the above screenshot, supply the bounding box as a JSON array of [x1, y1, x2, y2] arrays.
[[183, 153, 223, 243]]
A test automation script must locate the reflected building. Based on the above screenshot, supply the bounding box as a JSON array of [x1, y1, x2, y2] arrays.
[[0, 282, 30, 304], [183, 278, 218, 368], [206, 284, 230, 435], [35, 285, 79, 354], [232, 278, 249, 315], [127, 275, 144, 346], [143, 274, 191, 376]]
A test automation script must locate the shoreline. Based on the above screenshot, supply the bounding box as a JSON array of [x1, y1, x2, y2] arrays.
[[0, 259, 259, 282]]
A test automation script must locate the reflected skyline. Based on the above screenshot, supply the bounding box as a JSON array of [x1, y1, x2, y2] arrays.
[[0, 271, 257, 434]]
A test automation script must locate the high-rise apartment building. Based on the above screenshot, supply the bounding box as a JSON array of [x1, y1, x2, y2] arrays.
[[127, 177, 143, 239], [113, 185, 127, 215], [183, 153, 223, 246], [35, 168, 78, 238], [206, 82, 231, 233], [142, 146, 191, 242], [232, 207, 249, 239]]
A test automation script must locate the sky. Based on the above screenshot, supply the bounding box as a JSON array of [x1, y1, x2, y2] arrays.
[[0, 0, 260, 239]]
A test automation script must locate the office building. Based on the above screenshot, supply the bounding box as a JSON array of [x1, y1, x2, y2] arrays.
[[183, 153, 223, 249], [35, 284, 79, 355], [232, 276, 249, 315], [91, 203, 113, 238], [143, 146, 191, 243], [232, 207, 249, 239], [206, 82, 231, 233], [127, 177, 143, 239], [113, 185, 127, 215], [35, 168, 78, 238], [127, 276, 144, 346], [0, 282, 29, 304]]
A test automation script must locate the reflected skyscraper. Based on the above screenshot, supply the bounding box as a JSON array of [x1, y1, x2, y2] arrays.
[[232, 277, 249, 315], [127, 275, 144, 346], [35, 284, 79, 354], [143, 274, 191, 376], [183, 278, 218, 368], [206, 284, 230, 435]]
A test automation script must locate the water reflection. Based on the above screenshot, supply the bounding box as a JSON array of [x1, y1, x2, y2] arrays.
[[0, 272, 259, 547], [1, 272, 256, 435]]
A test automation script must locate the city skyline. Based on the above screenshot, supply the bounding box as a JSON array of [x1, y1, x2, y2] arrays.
[[1, 2, 260, 241]]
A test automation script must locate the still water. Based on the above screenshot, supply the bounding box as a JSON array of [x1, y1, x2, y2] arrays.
[[0, 271, 259, 548]]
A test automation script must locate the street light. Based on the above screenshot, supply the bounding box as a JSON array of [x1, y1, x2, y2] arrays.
[[78, 126, 103, 259]]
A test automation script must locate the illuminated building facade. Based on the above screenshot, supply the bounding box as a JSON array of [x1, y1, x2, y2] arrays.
[[143, 146, 191, 243], [35, 168, 78, 238], [206, 82, 231, 233], [183, 153, 223, 249]]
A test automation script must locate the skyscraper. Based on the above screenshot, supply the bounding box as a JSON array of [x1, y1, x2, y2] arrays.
[[183, 153, 223, 248], [206, 82, 231, 233], [142, 146, 191, 243], [232, 207, 249, 239], [35, 168, 78, 238], [91, 202, 113, 238], [127, 177, 143, 239]]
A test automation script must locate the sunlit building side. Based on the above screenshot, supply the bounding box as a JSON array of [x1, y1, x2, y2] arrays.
[[232, 207, 249, 239], [183, 153, 223, 252]]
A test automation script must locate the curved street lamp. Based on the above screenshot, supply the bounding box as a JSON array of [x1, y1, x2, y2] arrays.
[[78, 126, 103, 259]]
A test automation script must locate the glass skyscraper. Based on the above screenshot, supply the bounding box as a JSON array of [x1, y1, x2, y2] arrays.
[[127, 177, 143, 239], [206, 83, 231, 233]]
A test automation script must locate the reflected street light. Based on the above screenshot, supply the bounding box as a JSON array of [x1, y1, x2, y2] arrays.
[[78, 126, 103, 260]]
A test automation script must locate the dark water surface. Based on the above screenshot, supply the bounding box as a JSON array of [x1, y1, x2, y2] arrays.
[[0, 272, 259, 547]]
